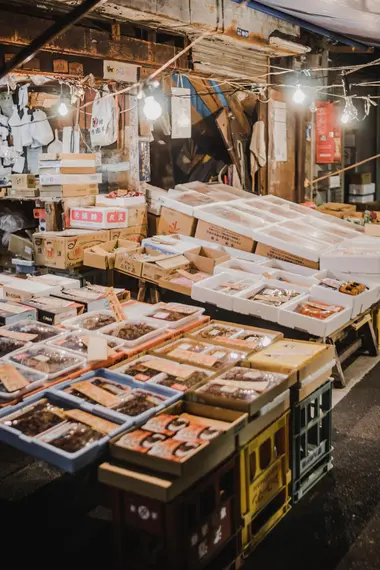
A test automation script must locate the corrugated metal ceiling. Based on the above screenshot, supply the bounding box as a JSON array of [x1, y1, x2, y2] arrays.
[[258, 0, 380, 46]]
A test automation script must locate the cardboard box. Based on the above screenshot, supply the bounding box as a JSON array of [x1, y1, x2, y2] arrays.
[[115, 248, 178, 279], [0, 187, 7, 198], [142, 254, 190, 284], [32, 230, 110, 269], [364, 223, 380, 236], [40, 173, 102, 186], [60, 167, 97, 175], [70, 204, 146, 230], [11, 174, 36, 190], [148, 213, 160, 236], [8, 188, 39, 198], [185, 246, 230, 274], [59, 153, 97, 163], [109, 400, 247, 478], [83, 239, 139, 270], [195, 220, 255, 253], [8, 235, 34, 261], [350, 172, 372, 185], [2, 279, 58, 302], [62, 184, 98, 198], [0, 300, 37, 326], [110, 224, 147, 243], [317, 203, 356, 219], [158, 207, 197, 236], [255, 243, 319, 270], [25, 296, 84, 326]]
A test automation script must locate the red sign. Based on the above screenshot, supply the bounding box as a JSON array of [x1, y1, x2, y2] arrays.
[[316, 101, 342, 164]]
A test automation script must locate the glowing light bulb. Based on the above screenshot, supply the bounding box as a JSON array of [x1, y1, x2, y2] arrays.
[[293, 83, 305, 104], [58, 101, 69, 116], [143, 95, 162, 121], [341, 111, 350, 124]]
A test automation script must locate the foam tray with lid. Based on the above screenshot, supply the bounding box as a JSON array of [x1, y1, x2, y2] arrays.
[[51, 368, 182, 425], [194, 203, 271, 237], [47, 329, 126, 355], [4, 344, 86, 380], [213, 258, 268, 280], [0, 390, 132, 472], [191, 273, 259, 311], [115, 354, 213, 393], [62, 310, 117, 332], [143, 302, 205, 329], [102, 319, 167, 348], [0, 361, 48, 402]]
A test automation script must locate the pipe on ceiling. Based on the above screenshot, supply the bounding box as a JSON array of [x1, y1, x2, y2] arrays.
[[231, 0, 368, 51], [0, 0, 108, 80]]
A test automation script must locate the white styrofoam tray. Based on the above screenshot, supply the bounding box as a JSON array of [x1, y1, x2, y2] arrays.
[[258, 258, 322, 277], [277, 294, 352, 338], [233, 279, 311, 323], [253, 226, 328, 263], [191, 273, 260, 311], [213, 259, 270, 279]]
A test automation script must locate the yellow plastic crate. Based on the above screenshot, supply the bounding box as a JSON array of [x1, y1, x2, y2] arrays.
[[242, 486, 291, 552], [240, 411, 290, 522]]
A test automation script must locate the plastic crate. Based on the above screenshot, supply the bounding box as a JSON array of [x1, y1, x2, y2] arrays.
[[291, 380, 333, 503], [108, 455, 240, 570], [239, 412, 291, 551], [241, 486, 290, 553]]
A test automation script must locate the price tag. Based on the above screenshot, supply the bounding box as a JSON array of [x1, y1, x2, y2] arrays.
[[0, 329, 38, 342], [73, 381, 119, 407], [86, 335, 109, 362], [65, 409, 118, 434]]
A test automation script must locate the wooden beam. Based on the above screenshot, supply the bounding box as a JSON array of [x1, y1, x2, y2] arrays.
[[0, 9, 190, 70]]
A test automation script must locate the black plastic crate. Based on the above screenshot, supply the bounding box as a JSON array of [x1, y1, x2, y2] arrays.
[[291, 380, 333, 502]]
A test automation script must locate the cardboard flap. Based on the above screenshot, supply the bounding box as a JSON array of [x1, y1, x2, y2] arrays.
[[152, 254, 189, 270]]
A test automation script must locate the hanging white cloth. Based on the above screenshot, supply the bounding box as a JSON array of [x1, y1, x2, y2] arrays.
[[250, 120, 266, 175], [29, 109, 54, 147]]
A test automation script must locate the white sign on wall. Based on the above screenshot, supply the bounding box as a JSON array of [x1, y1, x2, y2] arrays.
[[103, 60, 139, 83], [171, 87, 192, 139]]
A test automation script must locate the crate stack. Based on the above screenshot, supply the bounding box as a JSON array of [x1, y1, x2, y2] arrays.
[[39, 153, 100, 198], [291, 379, 333, 503]]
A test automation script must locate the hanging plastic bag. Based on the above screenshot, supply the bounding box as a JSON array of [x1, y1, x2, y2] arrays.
[[90, 88, 119, 147], [30, 109, 54, 147]]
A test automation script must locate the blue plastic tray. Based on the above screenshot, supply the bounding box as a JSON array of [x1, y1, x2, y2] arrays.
[[51, 368, 182, 425], [0, 390, 132, 473]]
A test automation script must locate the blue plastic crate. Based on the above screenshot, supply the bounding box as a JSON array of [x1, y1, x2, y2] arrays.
[[0, 390, 132, 473], [51, 368, 183, 425]]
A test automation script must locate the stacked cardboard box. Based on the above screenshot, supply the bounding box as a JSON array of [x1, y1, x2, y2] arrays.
[[39, 153, 101, 198], [9, 174, 38, 198]]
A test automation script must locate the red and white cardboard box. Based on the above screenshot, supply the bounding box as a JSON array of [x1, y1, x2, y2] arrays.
[[70, 207, 130, 229]]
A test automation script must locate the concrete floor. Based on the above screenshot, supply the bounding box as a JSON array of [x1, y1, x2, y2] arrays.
[[1, 355, 380, 568]]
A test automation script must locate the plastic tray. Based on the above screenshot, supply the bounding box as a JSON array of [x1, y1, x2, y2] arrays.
[[62, 310, 117, 332], [0, 361, 48, 402], [102, 319, 167, 348], [144, 302, 205, 329], [52, 368, 182, 424], [5, 344, 86, 380], [0, 336, 31, 359], [0, 390, 130, 473], [0, 320, 65, 343]]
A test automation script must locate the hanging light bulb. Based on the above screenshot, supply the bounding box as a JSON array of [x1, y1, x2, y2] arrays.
[[340, 96, 358, 125], [58, 101, 69, 117], [143, 95, 162, 121], [293, 83, 305, 104]]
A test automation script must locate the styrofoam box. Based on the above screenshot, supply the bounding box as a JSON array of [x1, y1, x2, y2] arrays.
[[162, 191, 217, 216], [3, 278, 60, 301], [144, 302, 205, 329], [96, 195, 145, 207], [278, 294, 351, 338], [52, 368, 181, 425], [141, 237, 198, 255], [310, 272, 380, 317], [31, 274, 81, 289], [194, 203, 270, 238], [0, 390, 130, 473], [70, 206, 131, 230], [102, 319, 168, 348], [267, 270, 319, 288], [349, 183, 375, 196], [233, 201, 284, 225], [233, 279, 311, 323], [252, 226, 327, 263], [278, 220, 344, 247], [320, 247, 380, 275], [250, 200, 304, 221], [213, 258, 270, 279], [259, 259, 321, 277], [191, 273, 260, 311], [301, 216, 359, 241], [349, 194, 375, 204]]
